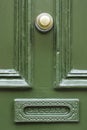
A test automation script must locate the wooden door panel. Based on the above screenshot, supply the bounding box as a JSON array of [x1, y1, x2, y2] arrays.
[[0, 0, 31, 88], [56, 0, 87, 88], [0, 0, 14, 68]]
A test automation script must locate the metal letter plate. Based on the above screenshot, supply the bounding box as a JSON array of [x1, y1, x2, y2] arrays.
[[14, 99, 79, 123]]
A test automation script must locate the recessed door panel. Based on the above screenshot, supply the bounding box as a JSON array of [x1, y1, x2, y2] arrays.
[[0, 0, 14, 68], [56, 0, 87, 88]]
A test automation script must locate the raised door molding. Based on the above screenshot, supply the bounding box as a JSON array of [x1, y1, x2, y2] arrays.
[[0, 0, 32, 88], [55, 0, 87, 88]]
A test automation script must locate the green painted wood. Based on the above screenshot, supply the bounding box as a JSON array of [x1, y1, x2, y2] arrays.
[[56, 0, 87, 88], [0, 0, 87, 130], [0, 0, 32, 88], [0, 0, 14, 69]]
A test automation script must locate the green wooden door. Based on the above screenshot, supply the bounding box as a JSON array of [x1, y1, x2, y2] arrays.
[[0, 0, 87, 129]]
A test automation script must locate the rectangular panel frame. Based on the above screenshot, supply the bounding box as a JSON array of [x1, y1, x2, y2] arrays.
[[55, 0, 87, 88], [0, 0, 32, 88]]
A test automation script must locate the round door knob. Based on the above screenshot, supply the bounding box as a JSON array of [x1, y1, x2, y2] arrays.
[[35, 13, 53, 32]]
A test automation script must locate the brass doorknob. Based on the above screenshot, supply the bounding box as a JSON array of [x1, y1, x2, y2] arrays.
[[35, 13, 53, 32]]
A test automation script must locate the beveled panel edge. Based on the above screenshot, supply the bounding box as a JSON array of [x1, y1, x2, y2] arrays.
[[59, 79, 87, 88], [14, 98, 79, 123], [0, 0, 32, 88], [55, 0, 87, 88], [14, 0, 32, 88], [0, 69, 30, 88], [0, 79, 29, 88], [55, 0, 71, 88], [67, 69, 87, 78]]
